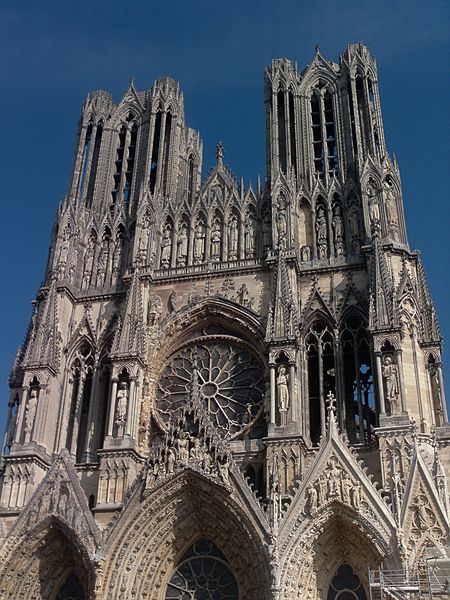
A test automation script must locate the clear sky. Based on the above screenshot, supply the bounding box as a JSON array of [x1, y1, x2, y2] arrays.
[[0, 0, 449, 432]]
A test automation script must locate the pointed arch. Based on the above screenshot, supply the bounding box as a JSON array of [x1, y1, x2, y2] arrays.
[[100, 471, 271, 600]]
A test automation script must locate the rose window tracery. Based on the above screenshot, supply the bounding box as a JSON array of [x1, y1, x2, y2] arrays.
[[165, 539, 239, 600], [156, 336, 264, 438]]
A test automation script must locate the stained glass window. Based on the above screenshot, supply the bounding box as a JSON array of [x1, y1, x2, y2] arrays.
[[157, 338, 264, 438], [327, 564, 367, 600], [165, 539, 239, 600]]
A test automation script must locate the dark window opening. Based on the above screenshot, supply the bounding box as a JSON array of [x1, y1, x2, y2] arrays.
[[162, 112, 172, 196], [55, 573, 85, 600], [79, 124, 92, 198], [347, 81, 358, 157], [277, 89, 287, 173], [187, 154, 195, 203], [150, 111, 162, 194], [311, 93, 323, 175], [356, 76, 369, 154], [288, 91, 297, 176], [86, 124, 102, 207]]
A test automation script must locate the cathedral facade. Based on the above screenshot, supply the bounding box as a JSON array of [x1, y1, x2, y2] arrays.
[[0, 44, 449, 599]]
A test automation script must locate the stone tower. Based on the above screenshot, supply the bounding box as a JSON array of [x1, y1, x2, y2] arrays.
[[0, 44, 448, 600]]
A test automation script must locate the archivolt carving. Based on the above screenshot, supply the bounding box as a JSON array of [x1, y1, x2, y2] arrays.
[[99, 472, 271, 600]]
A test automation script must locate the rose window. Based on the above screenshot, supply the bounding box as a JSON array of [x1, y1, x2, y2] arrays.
[[165, 538, 239, 600], [156, 337, 264, 438]]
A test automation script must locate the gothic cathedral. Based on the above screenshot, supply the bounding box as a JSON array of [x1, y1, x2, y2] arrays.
[[0, 44, 449, 600]]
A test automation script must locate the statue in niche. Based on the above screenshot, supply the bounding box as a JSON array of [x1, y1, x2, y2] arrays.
[[262, 213, 271, 251], [277, 365, 289, 426], [194, 221, 206, 264], [82, 236, 96, 289], [317, 477, 327, 505], [58, 228, 70, 269], [24, 388, 38, 443], [218, 455, 230, 485], [96, 238, 109, 286], [367, 180, 381, 233], [111, 237, 122, 284], [276, 207, 287, 249], [429, 363, 443, 424], [315, 206, 328, 259], [328, 462, 341, 499], [383, 179, 399, 239], [189, 437, 201, 460], [348, 207, 361, 254], [228, 217, 238, 259], [147, 294, 162, 326], [115, 381, 128, 436], [176, 224, 188, 266], [160, 226, 172, 268], [211, 221, 221, 261], [245, 216, 256, 257], [382, 355, 400, 415], [332, 205, 345, 256], [301, 245, 311, 262]]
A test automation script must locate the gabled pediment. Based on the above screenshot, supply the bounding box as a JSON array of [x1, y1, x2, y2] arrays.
[[7, 449, 101, 550], [279, 406, 395, 544]]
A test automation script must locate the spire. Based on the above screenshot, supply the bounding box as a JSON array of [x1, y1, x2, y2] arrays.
[[112, 268, 146, 360], [27, 278, 61, 373], [266, 254, 298, 342], [369, 237, 394, 330], [216, 141, 224, 166]]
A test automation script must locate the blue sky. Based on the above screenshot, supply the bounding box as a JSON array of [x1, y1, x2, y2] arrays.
[[0, 0, 449, 431]]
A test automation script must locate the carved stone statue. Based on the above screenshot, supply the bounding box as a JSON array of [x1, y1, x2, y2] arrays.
[[307, 485, 318, 512], [262, 213, 271, 250], [332, 206, 345, 256], [111, 237, 122, 284], [383, 179, 399, 239], [176, 224, 188, 266], [228, 217, 238, 259], [82, 236, 95, 288], [382, 355, 400, 415], [194, 222, 206, 264], [245, 217, 255, 257], [211, 221, 221, 261], [276, 209, 287, 249], [315, 206, 328, 259], [115, 382, 128, 436], [96, 239, 109, 286], [351, 481, 361, 508], [237, 283, 251, 308], [190, 437, 201, 460], [167, 447, 176, 474], [177, 432, 190, 463], [168, 290, 179, 313], [317, 478, 327, 505], [147, 295, 162, 326], [58, 228, 70, 268], [341, 473, 352, 504], [277, 365, 289, 426], [160, 227, 172, 268], [348, 207, 361, 254], [24, 388, 38, 443]]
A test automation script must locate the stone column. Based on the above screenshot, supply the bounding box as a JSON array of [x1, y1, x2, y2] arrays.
[[107, 379, 118, 437], [125, 378, 136, 437], [288, 362, 295, 424], [375, 353, 386, 414], [436, 363, 448, 423], [270, 364, 276, 425], [14, 387, 29, 445], [396, 350, 407, 414]]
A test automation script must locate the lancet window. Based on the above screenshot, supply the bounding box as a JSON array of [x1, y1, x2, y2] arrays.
[[306, 316, 375, 444], [277, 87, 287, 173], [165, 539, 238, 600], [111, 114, 138, 210], [65, 342, 94, 463], [187, 153, 195, 203], [340, 315, 375, 443], [310, 86, 338, 177], [79, 123, 92, 198], [306, 320, 336, 444]]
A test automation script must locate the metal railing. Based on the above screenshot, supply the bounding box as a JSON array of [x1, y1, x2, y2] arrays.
[[369, 565, 450, 600]]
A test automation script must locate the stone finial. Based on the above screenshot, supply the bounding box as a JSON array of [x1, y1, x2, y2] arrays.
[[216, 142, 224, 164]]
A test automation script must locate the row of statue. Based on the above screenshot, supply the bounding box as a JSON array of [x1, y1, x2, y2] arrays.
[[307, 464, 361, 513], [159, 214, 266, 268], [145, 430, 230, 488], [367, 178, 400, 240]]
